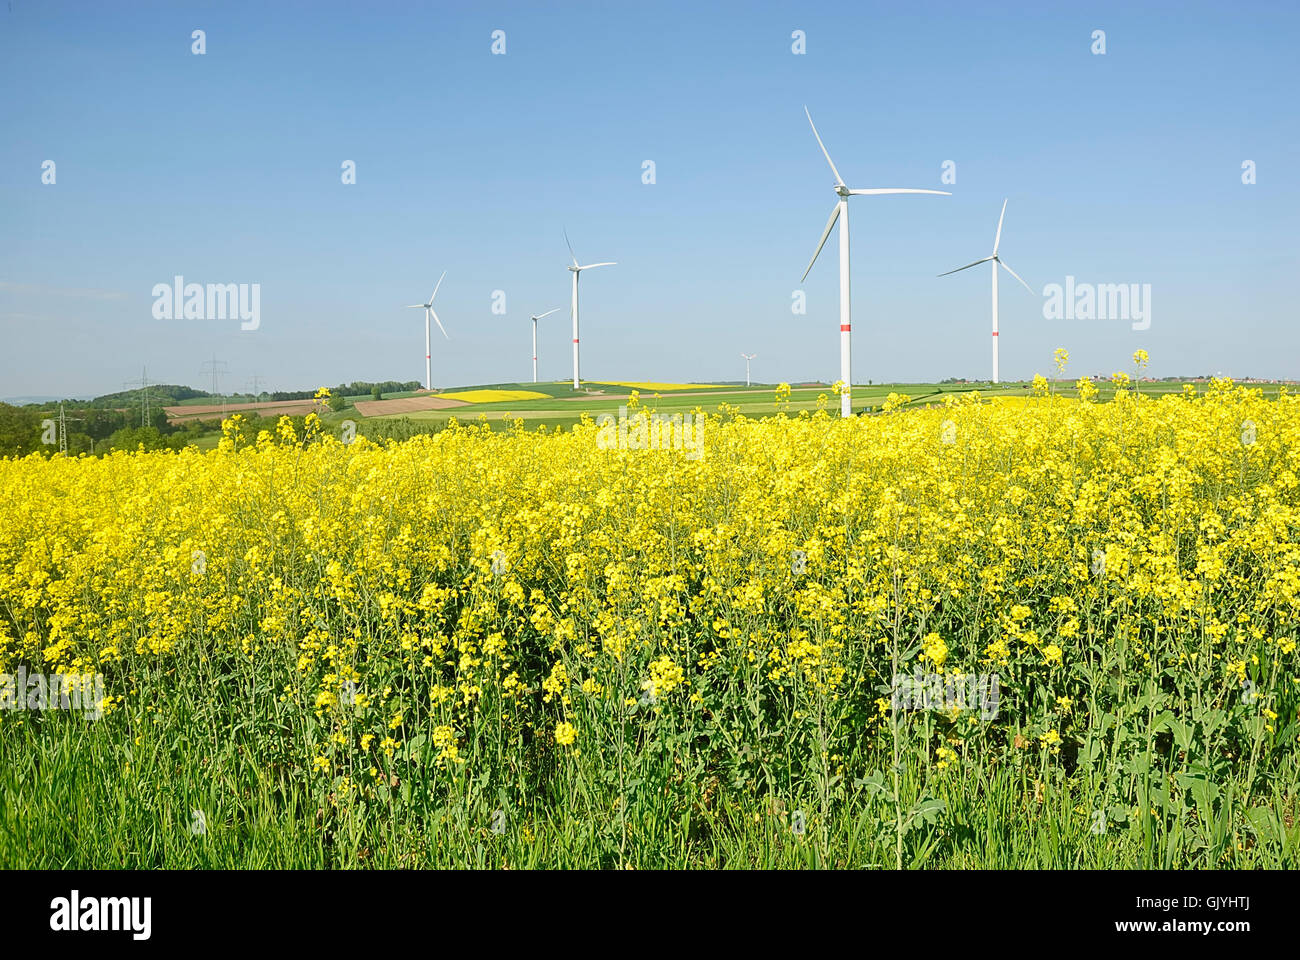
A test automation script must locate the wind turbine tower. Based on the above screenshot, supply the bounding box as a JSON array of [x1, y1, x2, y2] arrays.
[[937, 199, 1035, 384], [564, 231, 616, 391], [799, 107, 950, 417], [404, 272, 450, 390], [529, 308, 561, 383]]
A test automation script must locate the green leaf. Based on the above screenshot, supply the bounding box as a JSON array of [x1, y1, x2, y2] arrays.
[[853, 770, 890, 799], [1244, 807, 1281, 845], [1174, 772, 1219, 814], [901, 797, 946, 835]]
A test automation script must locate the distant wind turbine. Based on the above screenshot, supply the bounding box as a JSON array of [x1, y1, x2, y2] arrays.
[[564, 231, 615, 390], [937, 200, 1035, 384], [529, 308, 561, 383], [741, 353, 756, 387], [404, 271, 449, 390], [800, 107, 950, 417]]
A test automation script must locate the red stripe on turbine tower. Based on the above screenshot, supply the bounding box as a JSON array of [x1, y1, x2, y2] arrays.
[[840, 324, 851, 332]]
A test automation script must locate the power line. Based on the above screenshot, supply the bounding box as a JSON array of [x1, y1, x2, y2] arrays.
[[122, 366, 156, 428], [56, 401, 84, 455], [200, 354, 230, 398]]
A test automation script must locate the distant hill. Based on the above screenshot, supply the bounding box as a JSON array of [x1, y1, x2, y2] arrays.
[[9, 374, 1297, 414], [90, 385, 212, 406], [1, 395, 97, 406]]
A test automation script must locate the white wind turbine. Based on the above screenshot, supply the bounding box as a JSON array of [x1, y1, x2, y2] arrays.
[[404, 271, 449, 390], [741, 353, 756, 387], [937, 199, 1035, 384], [800, 107, 950, 417], [564, 231, 616, 390], [529, 308, 561, 383]]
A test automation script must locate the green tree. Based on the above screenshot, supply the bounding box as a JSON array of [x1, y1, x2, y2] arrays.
[[107, 426, 189, 452], [0, 403, 44, 458]]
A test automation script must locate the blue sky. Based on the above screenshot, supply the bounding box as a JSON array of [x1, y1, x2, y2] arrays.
[[2, 0, 1297, 398]]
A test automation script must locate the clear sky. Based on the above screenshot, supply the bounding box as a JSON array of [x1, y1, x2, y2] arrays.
[[2, 0, 1297, 399]]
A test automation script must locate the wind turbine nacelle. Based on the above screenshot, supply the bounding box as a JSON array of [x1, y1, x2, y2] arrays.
[[567, 265, 580, 272]]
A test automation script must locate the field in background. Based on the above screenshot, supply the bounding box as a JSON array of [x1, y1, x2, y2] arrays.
[[342, 380, 1287, 433], [164, 398, 328, 422], [152, 379, 1295, 440], [91, 376, 1296, 461]]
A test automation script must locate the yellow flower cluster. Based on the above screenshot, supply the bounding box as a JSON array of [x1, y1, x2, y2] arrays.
[[1, 376, 1296, 799]]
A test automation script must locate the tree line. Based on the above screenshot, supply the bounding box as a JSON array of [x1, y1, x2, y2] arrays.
[[269, 380, 422, 402]]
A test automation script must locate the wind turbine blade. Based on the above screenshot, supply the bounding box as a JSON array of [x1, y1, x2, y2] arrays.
[[403, 304, 425, 308], [847, 188, 952, 196], [937, 256, 994, 277], [430, 270, 447, 304], [429, 307, 449, 339], [578, 262, 616, 270], [564, 229, 579, 267], [998, 260, 1035, 295], [801, 203, 841, 283], [993, 199, 1008, 255], [804, 106, 844, 186], [535, 308, 561, 320]]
